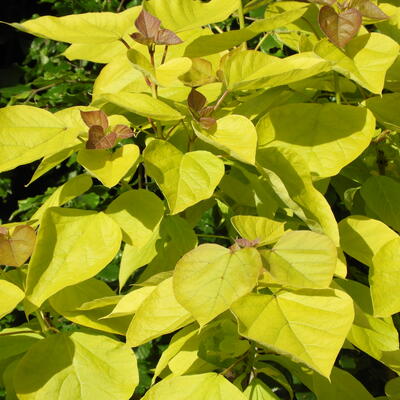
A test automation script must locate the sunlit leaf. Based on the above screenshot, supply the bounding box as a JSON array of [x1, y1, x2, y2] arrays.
[[0, 280, 25, 319]]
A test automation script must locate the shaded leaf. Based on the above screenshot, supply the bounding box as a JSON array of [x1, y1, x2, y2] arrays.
[[0, 280, 25, 319], [0, 225, 36, 267]]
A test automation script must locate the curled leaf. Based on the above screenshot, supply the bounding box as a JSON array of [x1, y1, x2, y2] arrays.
[[319, 6, 362, 48], [355, 0, 388, 20], [0, 225, 36, 267], [80, 110, 108, 130], [188, 89, 207, 113], [199, 117, 217, 130], [86, 126, 117, 150], [112, 124, 136, 139]]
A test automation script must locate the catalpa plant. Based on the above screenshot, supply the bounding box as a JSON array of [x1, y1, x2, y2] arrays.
[[1, 0, 400, 398]]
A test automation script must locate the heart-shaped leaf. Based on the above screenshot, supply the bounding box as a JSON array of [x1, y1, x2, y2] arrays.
[[143, 140, 224, 214], [135, 9, 161, 40], [354, 0, 388, 20], [319, 6, 362, 48], [86, 125, 117, 149], [77, 144, 140, 188], [0, 225, 36, 267]]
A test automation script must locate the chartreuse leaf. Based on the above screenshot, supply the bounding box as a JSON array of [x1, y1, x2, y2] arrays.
[[126, 277, 193, 347], [156, 57, 192, 87], [334, 279, 399, 370], [143, 140, 224, 214], [11, 7, 139, 44], [50, 279, 131, 335], [244, 379, 279, 400], [119, 226, 160, 290], [145, 0, 240, 32], [193, 115, 257, 165], [103, 286, 155, 319], [314, 33, 399, 94], [257, 103, 375, 178], [101, 93, 184, 121], [13, 332, 138, 400], [0, 280, 24, 319], [142, 373, 247, 400], [338, 216, 398, 267], [25, 208, 121, 310], [173, 244, 262, 326], [221, 50, 330, 91], [386, 377, 400, 400], [256, 145, 340, 248], [360, 176, 400, 233], [153, 324, 199, 382], [231, 215, 285, 246], [31, 175, 92, 222], [231, 288, 354, 377], [138, 215, 198, 283], [0, 105, 79, 173], [77, 144, 140, 188], [377, 4, 400, 44], [265, 231, 337, 289], [105, 189, 164, 247], [184, 4, 309, 57], [365, 93, 400, 130], [370, 237, 400, 317]]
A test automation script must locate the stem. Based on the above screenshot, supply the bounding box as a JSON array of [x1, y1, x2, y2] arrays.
[[254, 33, 270, 52], [161, 45, 169, 65], [213, 90, 229, 112], [35, 311, 50, 337], [117, 0, 126, 12], [119, 38, 131, 49], [0, 330, 41, 337], [333, 72, 341, 105], [238, 0, 247, 49], [220, 351, 248, 376], [197, 234, 231, 240]]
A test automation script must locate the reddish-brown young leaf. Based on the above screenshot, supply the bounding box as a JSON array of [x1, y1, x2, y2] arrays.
[[0, 225, 36, 267], [135, 9, 161, 40], [199, 117, 217, 130], [235, 238, 260, 248], [155, 29, 183, 45], [80, 110, 109, 130], [354, 0, 388, 19], [86, 126, 117, 150], [319, 5, 362, 48], [112, 124, 136, 139], [199, 106, 215, 118], [188, 89, 207, 112], [130, 32, 153, 46], [0, 226, 8, 236]]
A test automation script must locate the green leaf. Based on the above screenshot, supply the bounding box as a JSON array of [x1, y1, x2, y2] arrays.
[[11, 7, 139, 44], [231, 288, 354, 377], [256, 145, 340, 247], [173, 244, 262, 326], [231, 215, 285, 246], [370, 237, 400, 317], [334, 279, 399, 369], [143, 140, 224, 214], [193, 115, 257, 165], [31, 175, 92, 222], [0, 106, 79, 173], [221, 50, 330, 91], [25, 208, 122, 310], [365, 93, 400, 130], [257, 103, 375, 178], [13, 332, 138, 400], [0, 280, 24, 319], [126, 277, 193, 347], [314, 33, 399, 94], [386, 377, 400, 400], [50, 279, 131, 335], [106, 189, 164, 247], [101, 92, 184, 121], [142, 373, 247, 400], [265, 231, 337, 289], [360, 176, 400, 232], [77, 144, 140, 188], [244, 379, 280, 400], [338, 216, 398, 267], [145, 0, 240, 32]]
